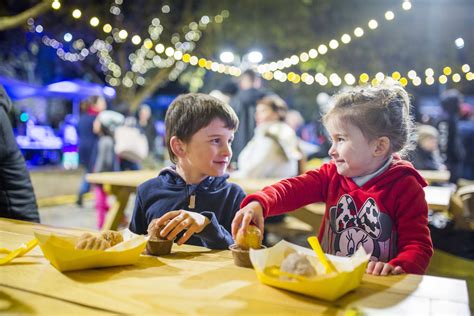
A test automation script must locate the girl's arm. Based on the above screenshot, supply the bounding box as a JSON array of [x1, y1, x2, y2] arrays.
[[232, 163, 333, 238], [241, 164, 331, 217], [388, 176, 433, 274]]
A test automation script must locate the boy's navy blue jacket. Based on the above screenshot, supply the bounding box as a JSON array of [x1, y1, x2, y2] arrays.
[[129, 167, 246, 249]]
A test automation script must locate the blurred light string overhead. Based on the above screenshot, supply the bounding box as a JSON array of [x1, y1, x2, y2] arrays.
[[152, 0, 413, 78], [256, 0, 413, 74], [260, 63, 472, 87], [150, 0, 413, 78], [29, 0, 230, 86], [33, 1, 472, 88]]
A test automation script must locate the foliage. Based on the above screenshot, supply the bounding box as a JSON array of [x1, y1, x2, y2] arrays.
[[0, 0, 472, 118]]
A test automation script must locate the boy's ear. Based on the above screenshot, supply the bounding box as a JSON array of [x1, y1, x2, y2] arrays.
[[373, 136, 390, 157], [170, 136, 186, 158]]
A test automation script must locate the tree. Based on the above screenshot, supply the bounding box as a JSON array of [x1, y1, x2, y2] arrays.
[[1, 0, 472, 117], [0, 0, 51, 31]]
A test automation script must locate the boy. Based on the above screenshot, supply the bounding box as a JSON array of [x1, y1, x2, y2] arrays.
[[129, 93, 245, 249]]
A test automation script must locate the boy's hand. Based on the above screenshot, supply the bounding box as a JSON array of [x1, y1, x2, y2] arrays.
[[155, 210, 210, 245], [231, 201, 264, 242], [366, 261, 405, 276]]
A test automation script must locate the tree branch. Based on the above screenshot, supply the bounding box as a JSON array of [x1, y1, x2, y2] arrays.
[[129, 67, 173, 111], [0, 0, 52, 31]]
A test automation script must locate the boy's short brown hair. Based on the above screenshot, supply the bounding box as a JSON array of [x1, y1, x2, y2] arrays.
[[165, 93, 239, 163]]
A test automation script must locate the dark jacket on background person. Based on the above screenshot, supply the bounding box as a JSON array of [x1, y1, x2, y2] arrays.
[[129, 167, 246, 249], [77, 112, 98, 172], [459, 120, 474, 179], [0, 85, 39, 222], [409, 146, 443, 171], [139, 121, 157, 156], [230, 88, 266, 161]]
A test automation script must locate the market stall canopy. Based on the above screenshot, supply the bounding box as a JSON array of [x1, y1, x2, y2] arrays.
[[0, 76, 115, 100]]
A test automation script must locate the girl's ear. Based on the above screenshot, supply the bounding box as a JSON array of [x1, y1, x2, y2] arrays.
[[373, 136, 390, 157], [170, 136, 186, 158]]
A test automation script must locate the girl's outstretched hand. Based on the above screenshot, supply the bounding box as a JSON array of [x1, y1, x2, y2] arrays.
[[366, 261, 405, 276], [231, 201, 264, 242]]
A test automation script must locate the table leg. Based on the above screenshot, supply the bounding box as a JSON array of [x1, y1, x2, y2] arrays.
[[102, 186, 133, 231]]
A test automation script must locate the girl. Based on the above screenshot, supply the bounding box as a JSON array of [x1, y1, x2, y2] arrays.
[[93, 110, 124, 229], [231, 80, 433, 275]]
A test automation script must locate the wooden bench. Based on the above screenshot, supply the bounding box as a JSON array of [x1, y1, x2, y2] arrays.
[[265, 203, 325, 244]]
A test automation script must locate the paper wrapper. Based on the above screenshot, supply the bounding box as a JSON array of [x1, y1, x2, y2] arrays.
[[249, 240, 370, 301], [34, 230, 147, 272]]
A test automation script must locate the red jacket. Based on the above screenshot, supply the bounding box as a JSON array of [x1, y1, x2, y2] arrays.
[[241, 159, 433, 274]]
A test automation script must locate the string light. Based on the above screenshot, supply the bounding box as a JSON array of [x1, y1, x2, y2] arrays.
[[34, 0, 474, 89], [385, 11, 395, 21], [52, 1, 61, 10], [257, 1, 411, 73], [255, 64, 472, 87], [402, 1, 412, 10], [124, 10, 230, 85], [90, 17, 100, 27], [72, 9, 81, 19]]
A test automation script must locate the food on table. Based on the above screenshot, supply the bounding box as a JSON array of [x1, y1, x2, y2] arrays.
[[75, 233, 111, 250], [101, 230, 124, 246], [279, 252, 317, 279], [75, 231, 123, 250], [230, 225, 263, 268], [147, 220, 167, 241], [235, 225, 262, 250], [146, 220, 173, 256]]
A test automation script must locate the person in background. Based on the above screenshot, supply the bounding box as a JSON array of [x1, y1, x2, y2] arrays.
[[438, 89, 465, 185], [129, 93, 245, 249], [232, 79, 433, 275], [76, 95, 106, 206], [0, 85, 40, 222], [93, 110, 124, 229], [285, 109, 320, 160], [458, 103, 474, 180], [137, 104, 158, 167], [232, 94, 302, 244], [410, 124, 446, 171], [230, 69, 266, 161], [233, 94, 302, 178], [117, 114, 142, 171], [209, 80, 239, 105]]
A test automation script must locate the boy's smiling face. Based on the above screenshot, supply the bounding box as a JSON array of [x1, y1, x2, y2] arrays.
[[174, 118, 234, 184]]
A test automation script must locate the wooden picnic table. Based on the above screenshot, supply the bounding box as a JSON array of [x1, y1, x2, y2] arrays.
[[0, 218, 470, 315], [86, 170, 325, 231], [86, 170, 451, 231]]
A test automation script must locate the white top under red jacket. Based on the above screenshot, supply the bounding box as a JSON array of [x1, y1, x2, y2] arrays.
[[241, 158, 433, 274]]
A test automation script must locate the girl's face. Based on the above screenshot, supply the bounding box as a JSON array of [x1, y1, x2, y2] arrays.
[[255, 103, 279, 126], [325, 117, 383, 178]]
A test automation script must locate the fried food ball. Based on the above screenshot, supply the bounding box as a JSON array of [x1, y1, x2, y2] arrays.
[[235, 225, 262, 250], [280, 252, 317, 278], [100, 230, 123, 246], [75, 233, 111, 250], [147, 220, 167, 241]]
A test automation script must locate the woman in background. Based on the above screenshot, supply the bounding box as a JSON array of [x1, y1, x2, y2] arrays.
[[233, 94, 301, 179]]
